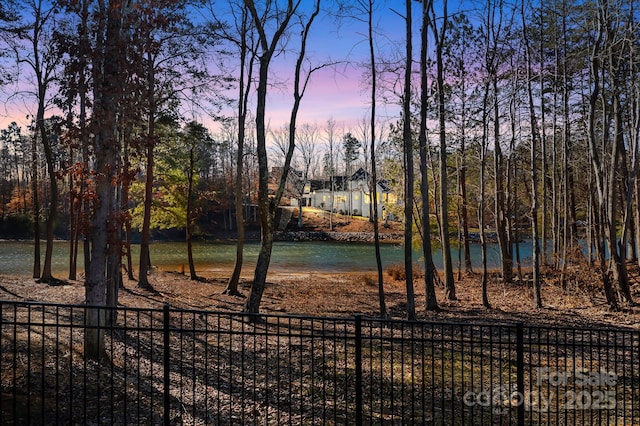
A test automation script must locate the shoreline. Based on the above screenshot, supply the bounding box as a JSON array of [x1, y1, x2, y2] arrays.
[[274, 230, 403, 243]]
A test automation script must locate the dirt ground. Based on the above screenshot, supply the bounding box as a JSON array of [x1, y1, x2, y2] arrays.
[[290, 206, 404, 235], [1, 260, 639, 330]]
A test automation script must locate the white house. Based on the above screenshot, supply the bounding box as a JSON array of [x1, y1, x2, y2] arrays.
[[297, 168, 397, 219]]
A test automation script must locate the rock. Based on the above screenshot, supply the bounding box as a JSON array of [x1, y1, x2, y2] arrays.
[[273, 231, 402, 243]]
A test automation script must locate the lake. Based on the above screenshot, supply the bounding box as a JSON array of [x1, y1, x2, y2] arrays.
[[0, 239, 530, 276]]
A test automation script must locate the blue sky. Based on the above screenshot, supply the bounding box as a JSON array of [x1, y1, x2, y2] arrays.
[[0, 0, 471, 136]]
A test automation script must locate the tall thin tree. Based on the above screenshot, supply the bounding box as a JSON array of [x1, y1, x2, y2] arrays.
[[419, 0, 438, 311], [521, 0, 542, 307], [243, 0, 322, 315], [428, 0, 455, 299], [402, 0, 416, 320]]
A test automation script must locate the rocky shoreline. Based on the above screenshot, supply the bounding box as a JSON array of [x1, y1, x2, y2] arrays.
[[274, 230, 403, 243], [212, 230, 498, 244]]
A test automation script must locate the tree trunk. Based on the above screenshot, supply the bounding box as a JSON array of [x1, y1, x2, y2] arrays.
[[459, 148, 472, 274], [38, 99, 57, 284], [137, 134, 154, 290], [558, 3, 571, 288], [243, 0, 310, 315], [122, 141, 134, 280], [586, 16, 619, 310], [493, 76, 513, 284], [68, 143, 78, 281], [106, 175, 120, 324], [480, 82, 491, 309], [402, 0, 416, 320], [610, 97, 632, 304], [85, 0, 124, 359], [226, 158, 246, 295], [69, 188, 79, 280], [242, 15, 277, 315], [31, 129, 40, 279], [420, 0, 438, 311], [137, 56, 156, 292], [72, 0, 91, 282], [521, 1, 542, 307], [367, 0, 387, 318], [186, 149, 197, 280], [431, 0, 455, 300]]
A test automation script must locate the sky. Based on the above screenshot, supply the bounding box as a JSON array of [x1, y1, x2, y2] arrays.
[[252, 0, 477, 136], [0, 0, 466, 140], [216, 0, 409, 135]]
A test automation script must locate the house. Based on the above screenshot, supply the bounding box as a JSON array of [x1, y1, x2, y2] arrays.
[[296, 168, 398, 219]]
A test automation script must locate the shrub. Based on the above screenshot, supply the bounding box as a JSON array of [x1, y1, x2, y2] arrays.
[[360, 274, 377, 287], [386, 263, 405, 280], [386, 262, 424, 281]]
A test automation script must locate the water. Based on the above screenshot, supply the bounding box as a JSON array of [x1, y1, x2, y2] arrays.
[[0, 239, 534, 276]]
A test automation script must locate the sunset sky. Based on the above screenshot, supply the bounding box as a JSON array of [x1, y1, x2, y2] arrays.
[[0, 1, 471, 138], [219, 1, 409, 134]]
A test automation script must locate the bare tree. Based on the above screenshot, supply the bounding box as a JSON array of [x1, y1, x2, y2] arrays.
[[480, 0, 514, 285], [325, 117, 338, 230], [55, 0, 92, 281], [477, 0, 502, 309], [8, 0, 61, 282], [587, 0, 634, 308], [521, 0, 542, 307], [445, 13, 477, 277], [401, 0, 416, 320], [419, 0, 438, 311], [243, 0, 322, 315], [208, 0, 259, 296], [339, 0, 395, 319], [294, 123, 317, 228], [428, 0, 455, 299], [361, 0, 387, 318]]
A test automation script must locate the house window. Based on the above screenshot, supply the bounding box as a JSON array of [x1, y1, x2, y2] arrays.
[[354, 194, 359, 201], [336, 195, 346, 203]]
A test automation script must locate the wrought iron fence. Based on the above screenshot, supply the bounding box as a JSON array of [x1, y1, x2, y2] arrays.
[[0, 300, 638, 425]]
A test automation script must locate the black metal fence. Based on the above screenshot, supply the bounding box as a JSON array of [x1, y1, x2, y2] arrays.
[[0, 300, 638, 425]]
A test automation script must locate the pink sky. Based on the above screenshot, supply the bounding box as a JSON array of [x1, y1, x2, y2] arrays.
[[0, 100, 34, 134], [229, 4, 406, 137], [264, 65, 371, 128], [0, 1, 414, 139]]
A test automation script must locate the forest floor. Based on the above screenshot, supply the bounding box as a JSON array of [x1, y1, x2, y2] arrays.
[[1, 260, 640, 330], [1, 207, 640, 329]]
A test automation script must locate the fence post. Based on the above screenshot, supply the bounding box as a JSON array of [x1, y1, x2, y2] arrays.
[[163, 304, 171, 426], [354, 314, 363, 426], [516, 322, 524, 426]]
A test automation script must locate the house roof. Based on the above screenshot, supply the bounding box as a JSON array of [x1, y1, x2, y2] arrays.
[[350, 168, 392, 192], [350, 167, 368, 181], [378, 179, 391, 192], [304, 168, 392, 194]]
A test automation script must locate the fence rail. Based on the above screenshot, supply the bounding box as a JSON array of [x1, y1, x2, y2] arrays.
[[0, 300, 638, 425]]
